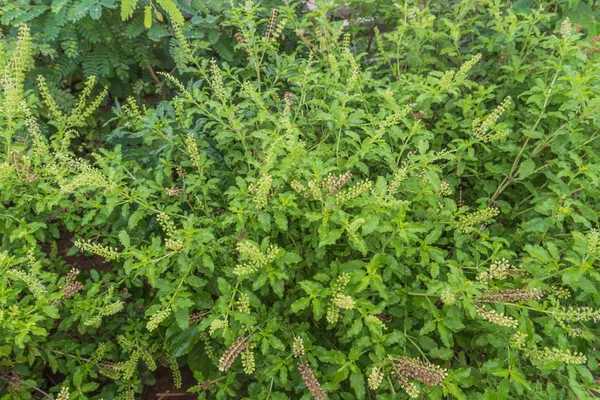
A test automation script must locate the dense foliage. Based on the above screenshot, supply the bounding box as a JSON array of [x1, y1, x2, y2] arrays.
[[0, 0, 273, 101], [2, 1, 600, 399]]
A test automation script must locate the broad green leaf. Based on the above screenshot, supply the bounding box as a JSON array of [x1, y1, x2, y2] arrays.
[[118, 230, 130, 247], [233, 311, 256, 326], [188, 342, 216, 378], [166, 325, 200, 357], [347, 319, 363, 337], [518, 159, 535, 179], [217, 277, 232, 295], [290, 297, 311, 313], [350, 371, 366, 399], [274, 211, 288, 231], [174, 306, 190, 330], [318, 222, 343, 247], [524, 244, 552, 263]]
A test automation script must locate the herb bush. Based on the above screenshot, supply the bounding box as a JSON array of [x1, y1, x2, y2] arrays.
[[2, 1, 600, 399]]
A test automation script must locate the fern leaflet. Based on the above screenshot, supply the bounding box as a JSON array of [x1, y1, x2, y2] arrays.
[[121, 0, 138, 21], [156, 0, 184, 25]]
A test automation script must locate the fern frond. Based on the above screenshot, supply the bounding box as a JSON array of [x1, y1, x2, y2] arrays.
[[43, 14, 62, 42], [155, 0, 184, 25], [52, 56, 79, 80], [125, 15, 146, 38], [76, 20, 105, 44], [212, 40, 235, 63], [82, 53, 100, 77], [95, 46, 113, 77], [53, 2, 72, 26], [51, 0, 70, 14], [66, 1, 89, 22], [121, 0, 138, 21], [60, 28, 79, 58]]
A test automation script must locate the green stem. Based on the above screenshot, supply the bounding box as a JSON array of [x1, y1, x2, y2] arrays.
[[490, 58, 565, 204], [335, 127, 342, 168]]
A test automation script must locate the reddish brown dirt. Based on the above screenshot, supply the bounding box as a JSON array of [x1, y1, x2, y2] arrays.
[[40, 227, 111, 272], [142, 367, 197, 400]]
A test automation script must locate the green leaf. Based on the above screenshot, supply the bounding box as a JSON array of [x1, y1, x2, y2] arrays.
[[318, 224, 343, 248], [281, 252, 301, 264], [128, 209, 145, 229], [522, 217, 551, 233], [47, 352, 58, 373], [166, 325, 200, 357], [445, 382, 467, 400], [81, 382, 100, 393], [202, 254, 215, 273], [187, 276, 207, 288], [518, 159, 535, 179], [188, 342, 216, 378], [420, 321, 436, 335], [232, 311, 256, 326], [290, 297, 311, 313], [0, 345, 11, 357], [350, 371, 366, 399], [312, 298, 324, 321], [430, 347, 454, 360], [430, 262, 440, 279], [174, 306, 190, 330], [442, 316, 465, 332], [349, 234, 368, 255], [156, 0, 184, 25], [217, 277, 232, 295], [525, 244, 552, 263], [512, 0, 534, 14], [271, 278, 284, 297], [252, 273, 268, 290], [347, 319, 363, 337], [144, 5, 152, 28], [383, 331, 405, 345], [118, 230, 130, 247], [299, 281, 323, 296], [90, 269, 100, 281], [305, 212, 322, 222], [269, 336, 285, 351], [274, 211, 288, 231], [73, 369, 84, 387], [89, 4, 102, 20], [424, 228, 443, 244], [438, 323, 454, 347], [121, 0, 138, 21], [370, 278, 389, 301], [361, 215, 380, 235], [43, 305, 59, 319], [258, 211, 271, 232]]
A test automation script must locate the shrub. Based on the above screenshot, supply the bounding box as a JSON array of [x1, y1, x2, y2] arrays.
[[2, 1, 600, 399]]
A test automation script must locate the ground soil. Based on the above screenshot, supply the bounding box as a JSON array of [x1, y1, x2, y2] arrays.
[[142, 367, 198, 400], [39, 227, 111, 273]]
